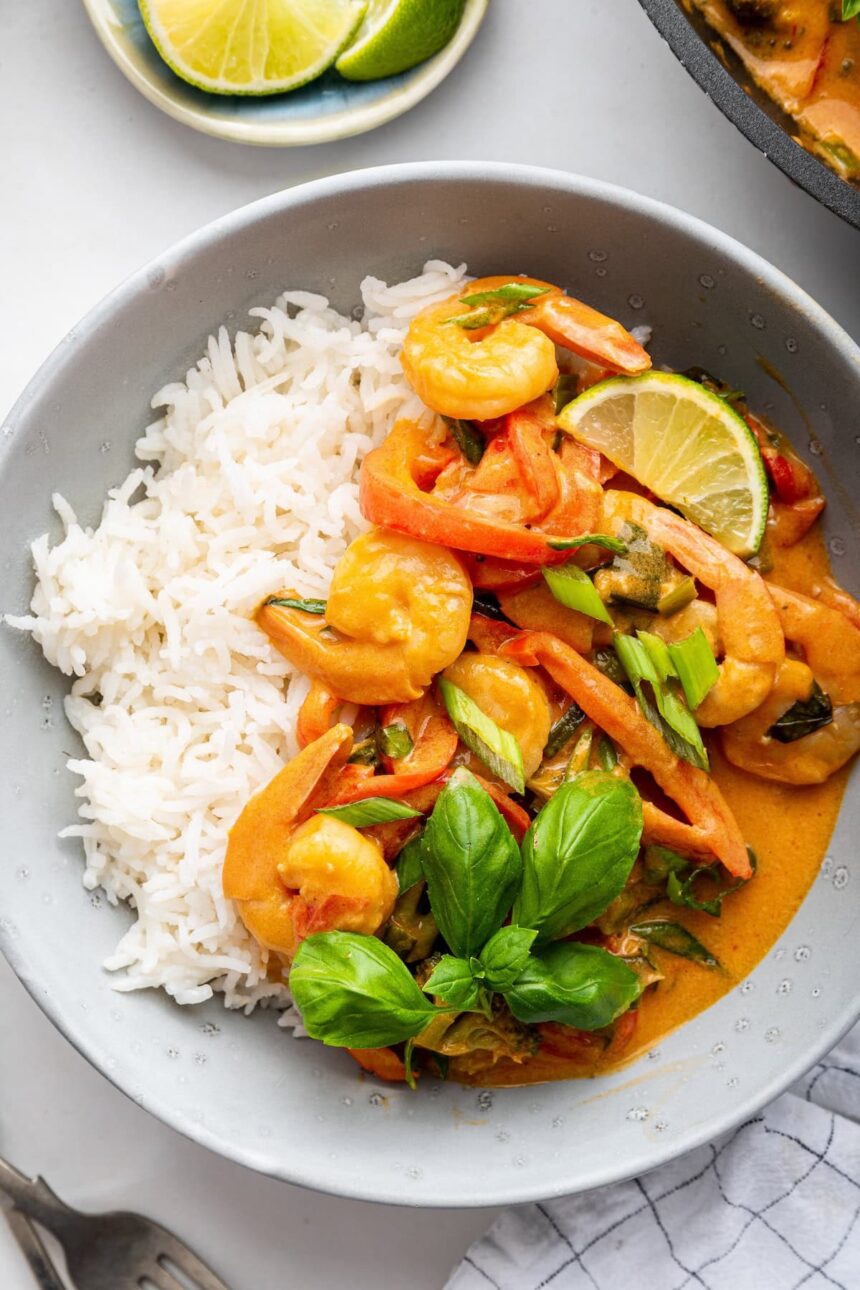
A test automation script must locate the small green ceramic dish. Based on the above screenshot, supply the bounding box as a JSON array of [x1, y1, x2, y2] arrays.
[[79, 0, 490, 146]]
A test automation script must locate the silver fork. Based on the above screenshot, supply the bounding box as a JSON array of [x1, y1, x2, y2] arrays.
[[0, 1155, 232, 1290]]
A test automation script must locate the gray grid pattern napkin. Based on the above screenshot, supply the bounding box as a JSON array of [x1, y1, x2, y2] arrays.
[[447, 1024, 860, 1290]]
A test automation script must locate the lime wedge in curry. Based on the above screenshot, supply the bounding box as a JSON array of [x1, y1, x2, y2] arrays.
[[139, 0, 368, 95], [335, 0, 466, 80], [558, 371, 769, 557]]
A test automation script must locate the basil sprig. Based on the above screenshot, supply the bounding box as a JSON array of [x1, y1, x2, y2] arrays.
[[768, 681, 832, 743], [631, 920, 720, 969], [505, 943, 641, 1030], [514, 772, 643, 942], [290, 932, 441, 1047], [421, 768, 522, 959]]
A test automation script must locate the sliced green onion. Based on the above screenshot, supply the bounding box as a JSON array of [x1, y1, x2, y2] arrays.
[[438, 679, 525, 795], [265, 596, 326, 615], [447, 307, 496, 330], [460, 283, 551, 307], [546, 533, 629, 556], [443, 416, 485, 466], [657, 576, 697, 616], [630, 920, 721, 969], [667, 627, 720, 711], [613, 632, 709, 771], [379, 723, 414, 761], [597, 734, 618, 771], [543, 564, 613, 625], [318, 798, 422, 826], [543, 703, 586, 758], [637, 630, 676, 682]]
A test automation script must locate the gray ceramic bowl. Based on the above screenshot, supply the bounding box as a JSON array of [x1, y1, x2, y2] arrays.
[[1, 163, 858, 1207]]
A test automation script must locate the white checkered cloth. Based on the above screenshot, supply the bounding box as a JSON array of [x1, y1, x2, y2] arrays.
[[447, 1024, 860, 1290]]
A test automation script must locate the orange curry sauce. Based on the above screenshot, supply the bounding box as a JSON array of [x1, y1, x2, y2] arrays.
[[455, 524, 850, 1086], [689, 0, 860, 180]]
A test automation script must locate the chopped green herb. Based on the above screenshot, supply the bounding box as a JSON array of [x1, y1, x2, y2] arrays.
[[318, 798, 422, 827], [543, 703, 586, 759], [395, 834, 425, 893], [593, 646, 629, 689], [264, 596, 326, 615], [631, 920, 720, 968], [768, 681, 833, 743], [347, 737, 381, 766], [543, 563, 614, 625], [547, 533, 629, 556], [439, 679, 525, 794], [842, 0, 860, 22], [379, 723, 414, 761], [443, 416, 485, 466], [657, 576, 697, 616]]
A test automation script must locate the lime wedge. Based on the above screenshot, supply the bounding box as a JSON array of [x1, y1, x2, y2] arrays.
[[558, 372, 768, 557], [336, 0, 466, 80], [140, 0, 368, 96]]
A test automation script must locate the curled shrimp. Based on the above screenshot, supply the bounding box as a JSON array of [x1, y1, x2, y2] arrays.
[[222, 724, 398, 960], [721, 587, 860, 785], [500, 631, 751, 878], [602, 491, 784, 727], [401, 276, 651, 421]]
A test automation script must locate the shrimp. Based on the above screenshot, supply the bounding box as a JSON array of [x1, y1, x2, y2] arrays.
[[721, 587, 860, 784], [442, 652, 552, 778], [721, 660, 860, 785], [602, 491, 784, 727], [500, 631, 752, 877], [222, 724, 398, 960], [401, 276, 651, 421], [257, 528, 472, 705]]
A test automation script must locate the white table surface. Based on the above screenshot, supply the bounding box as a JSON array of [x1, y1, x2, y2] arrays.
[[1, 2, 858, 1288]]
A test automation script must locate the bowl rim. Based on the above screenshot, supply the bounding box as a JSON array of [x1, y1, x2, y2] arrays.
[[77, 0, 490, 147], [636, 0, 860, 232], [2, 161, 859, 1206]]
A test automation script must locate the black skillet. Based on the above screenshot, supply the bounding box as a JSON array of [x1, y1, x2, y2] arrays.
[[637, 0, 860, 230]]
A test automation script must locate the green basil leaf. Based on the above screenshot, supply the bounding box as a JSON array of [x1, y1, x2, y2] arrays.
[[439, 678, 525, 794], [513, 771, 643, 942], [642, 844, 689, 886], [396, 833, 425, 893], [264, 596, 327, 615], [471, 591, 515, 624], [666, 848, 756, 917], [479, 926, 538, 992], [379, 723, 414, 760], [421, 768, 522, 959], [630, 920, 721, 969], [768, 681, 833, 743], [443, 416, 485, 466], [505, 943, 641, 1030], [842, 0, 860, 22], [290, 932, 437, 1047], [546, 533, 629, 555], [422, 955, 481, 1011], [403, 1037, 418, 1090], [543, 702, 586, 759], [318, 797, 422, 826]]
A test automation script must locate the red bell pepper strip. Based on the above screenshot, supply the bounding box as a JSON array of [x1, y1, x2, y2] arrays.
[[359, 420, 573, 564]]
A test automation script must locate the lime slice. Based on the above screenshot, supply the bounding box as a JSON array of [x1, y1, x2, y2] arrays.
[[336, 0, 466, 81], [140, 0, 368, 96], [558, 372, 768, 557]]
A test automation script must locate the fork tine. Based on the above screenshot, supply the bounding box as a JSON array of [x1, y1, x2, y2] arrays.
[[153, 1237, 234, 1290], [138, 1266, 185, 1290]]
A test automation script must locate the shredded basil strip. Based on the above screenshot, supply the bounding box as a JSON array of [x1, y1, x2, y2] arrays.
[[543, 702, 587, 759], [471, 591, 516, 624], [318, 798, 422, 827], [768, 681, 833, 743], [631, 920, 720, 968], [547, 533, 628, 555], [265, 596, 327, 615], [442, 416, 486, 465]]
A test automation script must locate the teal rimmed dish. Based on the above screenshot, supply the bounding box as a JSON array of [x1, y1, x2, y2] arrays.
[[79, 0, 489, 146]]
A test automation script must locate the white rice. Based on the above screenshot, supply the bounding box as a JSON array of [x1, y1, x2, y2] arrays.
[[6, 260, 469, 1011]]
